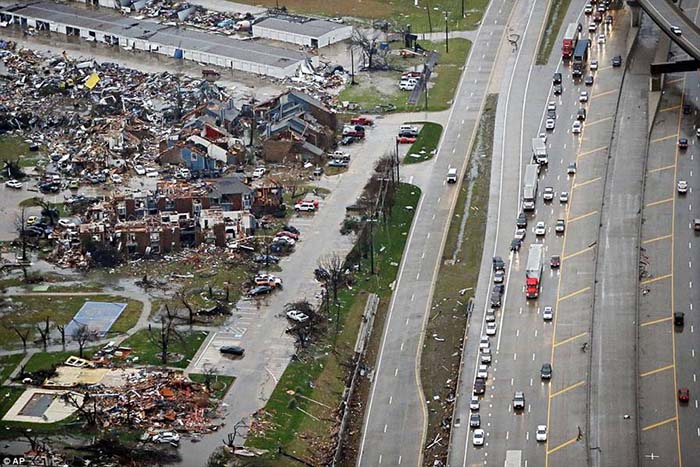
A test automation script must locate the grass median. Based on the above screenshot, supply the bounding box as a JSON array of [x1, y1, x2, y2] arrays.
[[244, 183, 421, 465], [420, 93, 497, 464], [339, 38, 471, 113], [536, 0, 573, 65], [404, 122, 444, 164]]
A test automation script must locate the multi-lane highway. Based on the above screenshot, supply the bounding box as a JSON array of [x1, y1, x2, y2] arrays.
[[357, 0, 518, 465], [637, 0, 700, 60], [450, 2, 636, 466]]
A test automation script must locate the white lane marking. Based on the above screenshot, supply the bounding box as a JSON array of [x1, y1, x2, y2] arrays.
[[384, 424, 388, 433], [379, 454, 382, 464], [394, 368, 398, 376], [400, 342, 404, 351], [416, 273, 420, 280], [398, 456, 402, 465], [389, 396, 393, 404], [514, 353, 517, 361], [532, 352, 536, 361], [517, 329, 520, 337]]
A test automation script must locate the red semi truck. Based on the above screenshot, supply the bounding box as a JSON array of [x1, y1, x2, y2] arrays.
[[526, 244, 544, 299], [562, 22, 580, 59]]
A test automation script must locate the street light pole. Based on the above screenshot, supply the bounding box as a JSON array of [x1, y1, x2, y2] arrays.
[[444, 11, 449, 54]]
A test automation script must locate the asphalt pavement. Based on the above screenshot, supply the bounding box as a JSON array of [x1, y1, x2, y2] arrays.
[[356, 0, 519, 465], [451, 2, 637, 466]]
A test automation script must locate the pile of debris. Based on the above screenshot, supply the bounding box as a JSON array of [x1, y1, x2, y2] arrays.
[[130, 0, 255, 34]]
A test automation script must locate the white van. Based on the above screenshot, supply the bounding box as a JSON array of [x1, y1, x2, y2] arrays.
[[447, 168, 458, 183]]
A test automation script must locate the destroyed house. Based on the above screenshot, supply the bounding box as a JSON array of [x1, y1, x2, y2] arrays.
[[209, 177, 253, 211]]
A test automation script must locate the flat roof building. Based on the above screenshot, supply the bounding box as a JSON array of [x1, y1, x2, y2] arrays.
[[253, 15, 353, 48], [0, 1, 314, 78]]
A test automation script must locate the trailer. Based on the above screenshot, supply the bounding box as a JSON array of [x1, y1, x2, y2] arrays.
[[526, 244, 544, 299], [505, 450, 522, 467], [532, 137, 548, 165], [562, 23, 580, 59], [522, 164, 539, 211], [572, 39, 590, 77]]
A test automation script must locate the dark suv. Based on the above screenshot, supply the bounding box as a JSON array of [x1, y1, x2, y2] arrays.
[[517, 212, 528, 228], [553, 72, 562, 84]]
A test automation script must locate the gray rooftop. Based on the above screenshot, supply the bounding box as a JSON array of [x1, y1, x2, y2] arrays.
[[1, 1, 309, 69], [254, 16, 350, 38]]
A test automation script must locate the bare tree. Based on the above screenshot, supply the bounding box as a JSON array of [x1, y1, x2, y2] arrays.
[[14, 208, 29, 268], [61, 391, 99, 427], [9, 325, 31, 352], [351, 29, 390, 70], [200, 365, 219, 393], [72, 324, 92, 358], [177, 291, 196, 326], [317, 254, 347, 340], [284, 300, 321, 351], [55, 323, 66, 351], [148, 306, 183, 365], [35, 316, 50, 351]]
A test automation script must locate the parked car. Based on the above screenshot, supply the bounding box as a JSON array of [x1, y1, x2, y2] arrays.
[[340, 136, 356, 145], [133, 164, 146, 175], [4, 179, 22, 189], [110, 173, 123, 184], [286, 310, 309, 322], [276, 230, 299, 240], [26, 216, 39, 226], [254, 254, 279, 264], [294, 201, 317, 212], [328, 159, 350, 168], [396, 136, 417, 144], [252, 167, 267, 178], [220, 346, 245, 356], [249, 285, 273, 297]]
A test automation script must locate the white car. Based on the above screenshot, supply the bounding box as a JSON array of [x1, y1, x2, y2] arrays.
[[477, 364, 489, 379], [286, 310, 309, 322], [543, 306, 554, 321], [535, 221, 546, 236], [479, 335, 490, 350], [486, 321, 497, 336], [536, 425, 548, 442], [547, 101, 556, 112], [252, 167, 266, 178], [58, 218, 76, 229], [133, 164, 146, 175], [146, 169, 159, 178], [4, 179, 22, 189], [559, 191, 570, 203], [588, 23, 597, 33], [543, 186, 554, 201], [546, 118, 556, 130], [153, 430, 180, 444], [515, 228, 527, 240], [472, 429, 485, 446], [671, 26, 682, 36], [585, 4, 593, 14], [597, 33, 606, 44], [294, 201, 317, 212], [590, 59, 599, 71], [572, 121, 582, 134], [696, 128, 700, 138], [579, 91, 589, 103], [470, 395, 480, 411], [110, 173, 123, 184], [678, 180, 689, 194], [480, 347, 492, 364]]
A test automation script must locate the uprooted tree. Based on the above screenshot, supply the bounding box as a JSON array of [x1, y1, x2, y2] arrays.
[[148, 306, 184, 365], [284, 300, 324, 351], [351, 29, 391, 70], [72, 324, 92, 358], [316, 254, 348, 340]]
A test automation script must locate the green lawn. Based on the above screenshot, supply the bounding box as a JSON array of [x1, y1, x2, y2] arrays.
[[537, 0, 573, 65], [403, 122, 444, 164], [120, 329, 207, 368], [339, 38, 471, 113], [246, 183, 421, 462], [0, 354, 24, 383], [231, 0, 488, 32], [0, 386, 25, 418], [0, 135, 30, 163], [187, 374, 235, 400], [0, 295, 143, 349], [24, 348, 97, 373]]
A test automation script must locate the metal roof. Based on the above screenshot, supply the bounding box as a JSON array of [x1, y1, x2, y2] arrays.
[[254, 16, 350, 38]]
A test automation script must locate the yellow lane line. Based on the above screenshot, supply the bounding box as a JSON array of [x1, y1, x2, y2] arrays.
[[554, 332, 588, 348], [642, 416, 677, 432], [648, 164, 676, 174], [641, 316, 673, 327], [641, 273, 673, 285], [573, 177, 602, 190], [562, 246, 595, 262], [558, 287, 591, 302], [577, 146, 608, 158], [640, 364, 675, 378], [659, 105, 681, 113], [666, 78, 684, 85], [585, 116, 613, 126], [645, 197, 674, 208], [642, 234, 672, 244], [547, 437, 579, 455], [568, 210, 599, 223], [549, 380, 585, 399], [650, 134, 678, 144], [590, 89, 617, 99]]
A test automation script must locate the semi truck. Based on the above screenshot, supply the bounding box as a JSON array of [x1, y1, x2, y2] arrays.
[[505, 450, 522, 467], [562, 23, 580, 59], [532, 137, 548, 165], [526, 243, 544, 298], [572, 39, 590, 77], [522, 164, 539, 211]]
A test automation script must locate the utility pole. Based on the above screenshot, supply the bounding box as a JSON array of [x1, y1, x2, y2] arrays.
[[461, 0, 465, 19], [444, 11, 449, 54], [426, 0, 433, 34], [395, 137, 400, 181], [350, 47, 356, 85]]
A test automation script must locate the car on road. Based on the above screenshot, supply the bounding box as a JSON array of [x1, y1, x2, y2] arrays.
[[541, 363, 553, 380], [396, 136, 417, 144], [481, 347, 492, 364], [473, 377, 486, 395], [547, 101, 556, 112], [58, 218, 76, 229], [486, 322, 497, 336], [553, 72, 562, 85], [249, 285, 273, 297], [678, 180, 689, 194], [555, 219, 566, 233], [579, 91, 589, 103], [597, 33, 606, 45], [513, 391, 525, 410], [543, 306, 554, 321], [584, 3, 593, 14], [696, 128, 700, 138], [547, 108, 557, 120], [515, 228, 526, 240], [543, 186, 554, 201], [577, 107, 587, 121], [511, 238, 522, 252], [568, 162, 577, 175], [110, 173, 123, 184], [671, 26, 682, 36], [535, 221, 546, 236], [694, 218, 700, 231], [588, 22, 597, 33], [485, 309, 496, 322], [585, 75, 594, 86], [684, 104, 692, 115], [254, 254, 279, 264], [560, 191, 570, 203], [294, 201, 317, 212], [479, 335, 490, 350], [675, 312, 685, 327], [678, 138, 688, 149], [536, 425, 548, 442], [494, 269, 505, 284], [545, 118, 556, 130], [470, 395, 480, 411], [517, 212, 528, 228], [286, 310, 309, 322], [472, 429, 485, 446], [4, 179, 22, 189], [340, 135, 356, 145], [477, 364, 489, 379], [590, 59, 599, 71], [328, 159, 350, 168], [612, 55, 622, 67], [572, 121, 582, 134], [220, 345, 245, 356], [679, 388, 690, 403], [493, 256, 505, 271], [490, 285, 504, 308], [551, 255, 561, 269], [553, 83, 563, 95], [470, 413, 481, 428]]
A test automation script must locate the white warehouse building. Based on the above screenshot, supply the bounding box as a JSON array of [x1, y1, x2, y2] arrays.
[[0, 1, 315, 79], [253, 16, 353, 48]]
